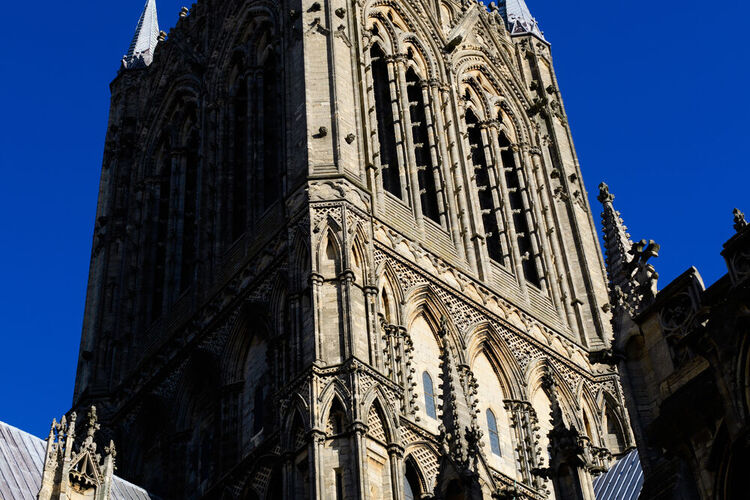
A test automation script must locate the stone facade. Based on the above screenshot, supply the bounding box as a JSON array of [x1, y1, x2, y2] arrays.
[[598, 185, 750, 499], [72, 0, 633, 498]]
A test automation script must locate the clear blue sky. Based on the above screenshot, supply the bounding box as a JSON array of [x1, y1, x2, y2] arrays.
[[0, 0, 747, 438]]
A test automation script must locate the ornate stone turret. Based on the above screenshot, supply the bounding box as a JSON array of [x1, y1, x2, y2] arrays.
[[598, 183, 660, 318], [38, 407, 116, 500], [121, 0, 160, 69]]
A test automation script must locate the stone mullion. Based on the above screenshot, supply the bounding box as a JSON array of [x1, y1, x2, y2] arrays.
[[420, 82, 447, 227], [388, 444, 405, 500], [513, 145, 548, 294], [393, 56, 425, 228], [385, 58, 410, 203], [483, 124, 520, 279], [530, 149, 577, 331], [448, 92, 482, 274], [521, 147, 563, 313], [428, 82, 466, 261]]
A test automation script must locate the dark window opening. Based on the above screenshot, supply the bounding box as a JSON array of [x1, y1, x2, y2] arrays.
[[262, 55, 282, 210], [465, 110, 503, 264], [253, 385, 265, 434], [404, 460, 422, 500], [151, 152, 171, 319], [406, 68, 440, 223], [334, 468, 345, 500], [499, 132, 540, 287], [180, 129, 198, 292], [231, 80, 248, 241], [371, 45, 401, 198]]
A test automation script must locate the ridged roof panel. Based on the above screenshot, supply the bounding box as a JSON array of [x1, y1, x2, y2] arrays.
[[594, 449, 644, 500]]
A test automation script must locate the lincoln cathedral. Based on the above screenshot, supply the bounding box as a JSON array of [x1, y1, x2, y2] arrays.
[[7, 0, 747, 498]]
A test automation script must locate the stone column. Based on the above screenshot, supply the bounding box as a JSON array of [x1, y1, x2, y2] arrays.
[[420, 81, 447, 228], [385, 57, 410, 202], [485, 123, 521, 280], [352, 421, 369, 499], [388, 443, 406, 500], [427, 80, 465, 261]]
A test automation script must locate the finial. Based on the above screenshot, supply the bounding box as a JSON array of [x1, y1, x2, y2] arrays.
[[598, 182, 614, 204], [733, 208, 747, 232], [86, 406, 100, 439], [180, 6, 189, 18]]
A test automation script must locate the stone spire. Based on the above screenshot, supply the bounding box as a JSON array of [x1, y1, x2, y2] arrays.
[[598, 183, 659, 317], [498, 0, 545, 40], [122, 0, 160, 69]]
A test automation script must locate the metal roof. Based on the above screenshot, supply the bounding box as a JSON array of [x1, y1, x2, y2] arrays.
[[122, 0, 160, 69], [499, 0, 546, 41], [0, 420, 155, 500], [593, 449, 644, 500]]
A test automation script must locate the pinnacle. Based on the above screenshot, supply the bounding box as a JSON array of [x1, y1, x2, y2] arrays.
[[498, 0, 545, 40], [122, 0, 160, 69]]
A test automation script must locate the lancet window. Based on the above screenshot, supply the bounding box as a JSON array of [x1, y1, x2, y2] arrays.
[[497, 130, 542, 287], [406, 67, 440, 223], [487, 408, 501, 456], [465, 108, 505, 264], [150, 142, 172, 321], [422, 371, 437, 419], [225, 42, 283, 247], [370, 44, 402, 199]]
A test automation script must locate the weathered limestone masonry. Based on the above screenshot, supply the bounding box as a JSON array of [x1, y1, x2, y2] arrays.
[[599, 184, 750, 500], [72, 0, 633, 498]]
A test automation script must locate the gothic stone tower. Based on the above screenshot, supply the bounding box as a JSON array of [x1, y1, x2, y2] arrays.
[[73, 0, 633, 498]]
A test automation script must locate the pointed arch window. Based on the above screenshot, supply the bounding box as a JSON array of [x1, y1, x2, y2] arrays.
[[422, 371, 437, 419], [370, 44, 402, 199], [498, 131, 541, 287], [486, 408, 501, 456], [404, 459, 422, 500], [465, 109, 504, 264], [405, 67, 440, 223], [231, 78, 248, 241]]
